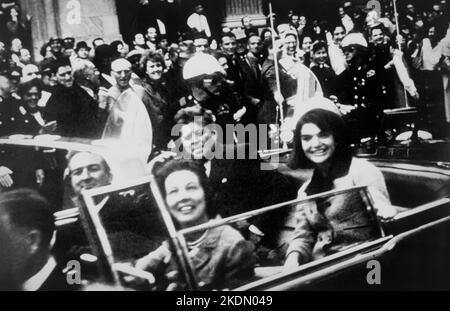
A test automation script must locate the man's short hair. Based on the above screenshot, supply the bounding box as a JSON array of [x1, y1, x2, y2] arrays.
[[53, 57, 72, 74], [312, 40, 328, 53], [66, 151, 112, 178], [0, 189, 55, 248], [140, 50, 166, 72], [174, 106, 215, 126], [221, 32, 237, 43]]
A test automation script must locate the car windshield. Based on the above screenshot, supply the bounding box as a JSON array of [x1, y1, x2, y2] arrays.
[[172, 185, 384, 290], [80, 183, 385, 291], [80, 177, 184, 290]]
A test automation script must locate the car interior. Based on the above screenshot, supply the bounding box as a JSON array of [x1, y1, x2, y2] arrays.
[[1, 140, 450, 290]]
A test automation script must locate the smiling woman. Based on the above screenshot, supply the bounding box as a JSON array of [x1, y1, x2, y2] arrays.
[[135, 159, 256, 290], [283, 108, 397, 270]]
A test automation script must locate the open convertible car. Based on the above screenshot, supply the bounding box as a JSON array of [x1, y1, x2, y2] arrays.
[[1, 135, 449, 290]]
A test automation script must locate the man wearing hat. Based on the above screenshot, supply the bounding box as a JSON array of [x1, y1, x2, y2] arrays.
[[181, 52, 245, 128], [74, 41, 91, 62], [335, 32, 385, 142], [48, 38, 66, 61]]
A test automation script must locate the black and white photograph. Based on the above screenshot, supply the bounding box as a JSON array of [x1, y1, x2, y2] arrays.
[[0, 0, 449, 294]]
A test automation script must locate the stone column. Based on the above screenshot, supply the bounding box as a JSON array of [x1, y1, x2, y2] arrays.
[[20, 0, 121, 61], [223, 0, 266, 29], [19, 0, 60, 59]]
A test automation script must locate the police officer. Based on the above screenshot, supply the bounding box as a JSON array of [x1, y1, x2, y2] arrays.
[[181, 53, 245, 128], [335, 33, 385, 142]]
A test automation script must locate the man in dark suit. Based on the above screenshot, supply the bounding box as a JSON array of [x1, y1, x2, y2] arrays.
[[43, 58, 102, 139], [0, 188, 80, 291], [61, 151, 164, 262], [235, 34, 264, 125], [170, 106, 298, 248]]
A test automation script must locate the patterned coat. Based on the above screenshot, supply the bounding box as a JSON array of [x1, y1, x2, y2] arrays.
[[285, 158, 393, 263]]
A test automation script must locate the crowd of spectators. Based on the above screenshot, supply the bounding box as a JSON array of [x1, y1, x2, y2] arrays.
[[0, 1, 449, 148]]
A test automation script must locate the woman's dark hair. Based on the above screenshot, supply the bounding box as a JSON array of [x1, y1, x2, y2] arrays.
[[288, 109, 353, 169], [300, 35, 312, 45], [17, 78, 42, 97], [39, 43, 50, 58], [140, 50, 166, 74], [260, 28, 273, 41], [155, 159, 218, 219]]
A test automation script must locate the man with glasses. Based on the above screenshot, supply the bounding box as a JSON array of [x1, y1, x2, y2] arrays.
[[105, 58, 153, 159]]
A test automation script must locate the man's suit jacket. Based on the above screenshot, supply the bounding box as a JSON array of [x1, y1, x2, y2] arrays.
[[44, 83, 102, 139], [208, 144, 298, 246]]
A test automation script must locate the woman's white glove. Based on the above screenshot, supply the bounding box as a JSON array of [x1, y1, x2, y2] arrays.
[[376, 205, 398, 221], [135, 241, 172, 271], [0, 166, 13, 188]]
